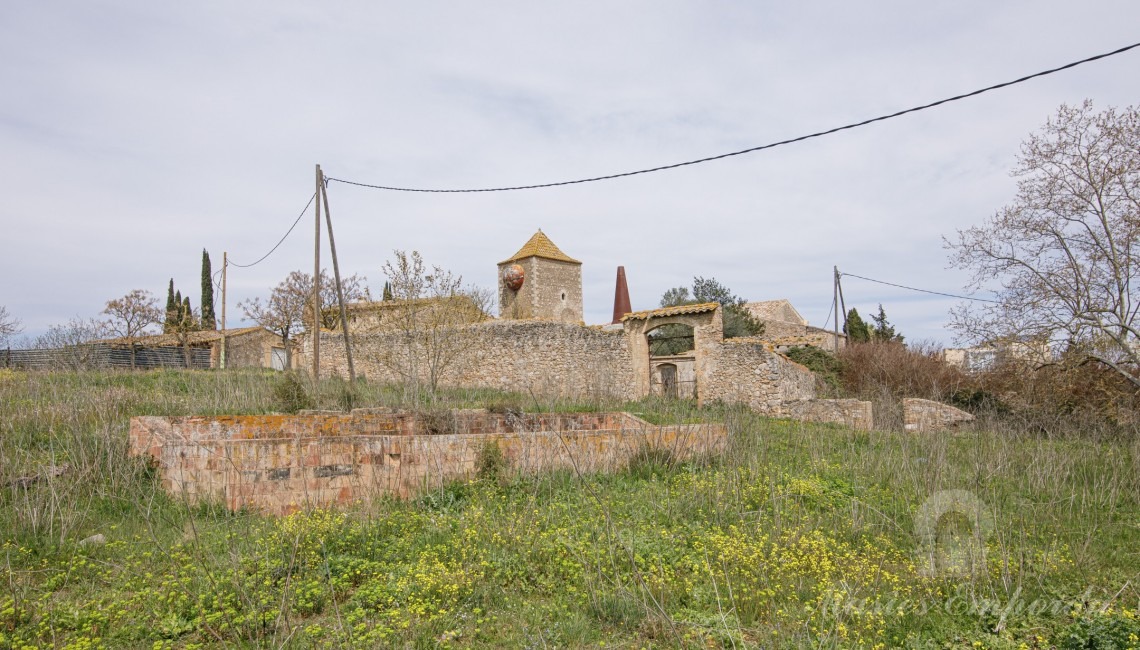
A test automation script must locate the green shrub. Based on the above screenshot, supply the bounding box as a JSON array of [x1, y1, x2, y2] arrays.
[[784, 345, 842, 393], [273, 372, 313, 413], [625, 445, 677, 481], [476, 440, 507, 481]]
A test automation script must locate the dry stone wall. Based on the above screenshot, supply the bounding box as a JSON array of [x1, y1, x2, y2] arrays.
[[783, 399, 874, 430], [130, 410, 726, 515], [903, 398, 975, 432], [316, 320, 638, 401], [702, 338, 816, 412]]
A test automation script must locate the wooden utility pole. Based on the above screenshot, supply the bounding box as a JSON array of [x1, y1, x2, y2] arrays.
[[321, 180, 356, 381], [220, 251, 227, 369], [313, 165, 322, 381], [833, 266, 840, 352], [836, 269, 848, 343]]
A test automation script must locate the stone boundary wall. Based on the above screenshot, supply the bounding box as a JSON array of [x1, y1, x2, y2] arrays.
[[313, 320, 638, 401], [130, 411, 725, 515], [702, 338, 816, 413]]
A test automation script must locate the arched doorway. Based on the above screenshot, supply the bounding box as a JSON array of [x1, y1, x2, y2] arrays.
[[647, 323, 696, 399]]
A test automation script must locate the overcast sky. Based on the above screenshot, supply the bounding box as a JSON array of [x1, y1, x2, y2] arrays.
[[2, 2, 1138, 345]]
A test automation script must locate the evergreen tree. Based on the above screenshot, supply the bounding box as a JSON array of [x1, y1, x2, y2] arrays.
[[655, 276, 764, 347], [871, 304, 904, 343], [174, 290, 183, 326], [844, 308, 871, 343], [383, 281, 393, 301], [164, 279, 177, 333], [181, 297, 195, 330], [200, 249, 216, 330]]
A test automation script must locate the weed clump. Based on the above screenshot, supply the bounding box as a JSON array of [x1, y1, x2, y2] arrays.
[[625, 445, 677, 481], [475, 440, 507, 481], [273, 372, 314, 413]]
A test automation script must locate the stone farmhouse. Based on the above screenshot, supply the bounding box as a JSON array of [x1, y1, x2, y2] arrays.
[[744, 299, 846, 353], [304, 230, 872, 429]]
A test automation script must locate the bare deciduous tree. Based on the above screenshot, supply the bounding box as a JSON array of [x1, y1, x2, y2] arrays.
[[34, 317, 112, 369], [241, 270, 368, 368], [372, 250, 489, 400], [0, 305, 21, 347], [103, 289, 163, 368], [947, 101, 1140, 385]]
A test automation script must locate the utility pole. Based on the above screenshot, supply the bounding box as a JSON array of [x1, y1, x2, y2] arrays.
[[220, 251, 227, 369], [833, 266, 840, 353], [836, 268, 848, 346], [313, 164, 322, 382], [321, 181, 356, 382]]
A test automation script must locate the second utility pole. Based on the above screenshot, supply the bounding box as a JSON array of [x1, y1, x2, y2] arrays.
[[312, 164, 322, 382]]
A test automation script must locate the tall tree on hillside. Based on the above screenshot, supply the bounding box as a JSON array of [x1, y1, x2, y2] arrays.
[[844, 308, 871, 343], [164, 279, 177, 333], [870, 304, 904, 343], [948, 101, 1140, 385], [169, 296, 200, 367], [103, 289, 163, 368], [383, 281, 393, 301], [173, 289, 184, 327], [201, 249, 216, 330]]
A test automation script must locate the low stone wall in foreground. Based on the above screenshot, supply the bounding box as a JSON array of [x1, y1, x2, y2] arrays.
[[129, 410, 726, 515]]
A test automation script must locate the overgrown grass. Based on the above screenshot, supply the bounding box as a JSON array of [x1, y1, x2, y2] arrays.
[[1, 368, 1138, 648]]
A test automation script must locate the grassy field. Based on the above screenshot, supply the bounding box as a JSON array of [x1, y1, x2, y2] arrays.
[[1, 368, 1138, 649]]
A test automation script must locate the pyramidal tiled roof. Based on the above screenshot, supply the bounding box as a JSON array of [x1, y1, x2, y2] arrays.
[[500, 230, 580, 264]]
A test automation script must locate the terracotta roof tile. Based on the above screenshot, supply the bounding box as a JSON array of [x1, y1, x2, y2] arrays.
[[622, 302, 720, 321], [500, 230, 580, 264]]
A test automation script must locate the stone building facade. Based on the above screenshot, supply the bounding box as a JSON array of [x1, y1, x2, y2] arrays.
[[300, 231, 872, 428], [745, 299, 846, 352]]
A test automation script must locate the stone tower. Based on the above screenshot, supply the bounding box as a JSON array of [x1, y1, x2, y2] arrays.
[[498, 230, 583, 323]]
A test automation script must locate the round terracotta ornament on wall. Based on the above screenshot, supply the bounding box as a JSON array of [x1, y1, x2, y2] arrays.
[[503, 264, 525, 291]]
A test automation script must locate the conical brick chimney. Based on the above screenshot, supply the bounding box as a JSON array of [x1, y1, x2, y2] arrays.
[[612, 266, 631, 324]]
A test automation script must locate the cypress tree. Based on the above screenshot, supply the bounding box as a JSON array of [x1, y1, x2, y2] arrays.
[[174, 290, 183, 327], [182, 297, 194, 330], [165, 279, 177, 333], [844, 308, 871, 343], [871, 304, 904, 343], [383, 281, 393, 301], [201, 249, 216, 330]]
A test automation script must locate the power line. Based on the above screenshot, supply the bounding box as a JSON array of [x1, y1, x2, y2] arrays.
[[840, 271, 999, 303], [229, 193, 316, 268], [326, 41, 1140, 194], [820, 295, 835, 330]]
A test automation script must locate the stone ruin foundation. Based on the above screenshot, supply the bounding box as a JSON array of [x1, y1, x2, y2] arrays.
[[129, 409, 726, 516]]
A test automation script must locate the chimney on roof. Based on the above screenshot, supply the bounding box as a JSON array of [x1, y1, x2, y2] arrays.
[[612, 266, 631, 324]]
